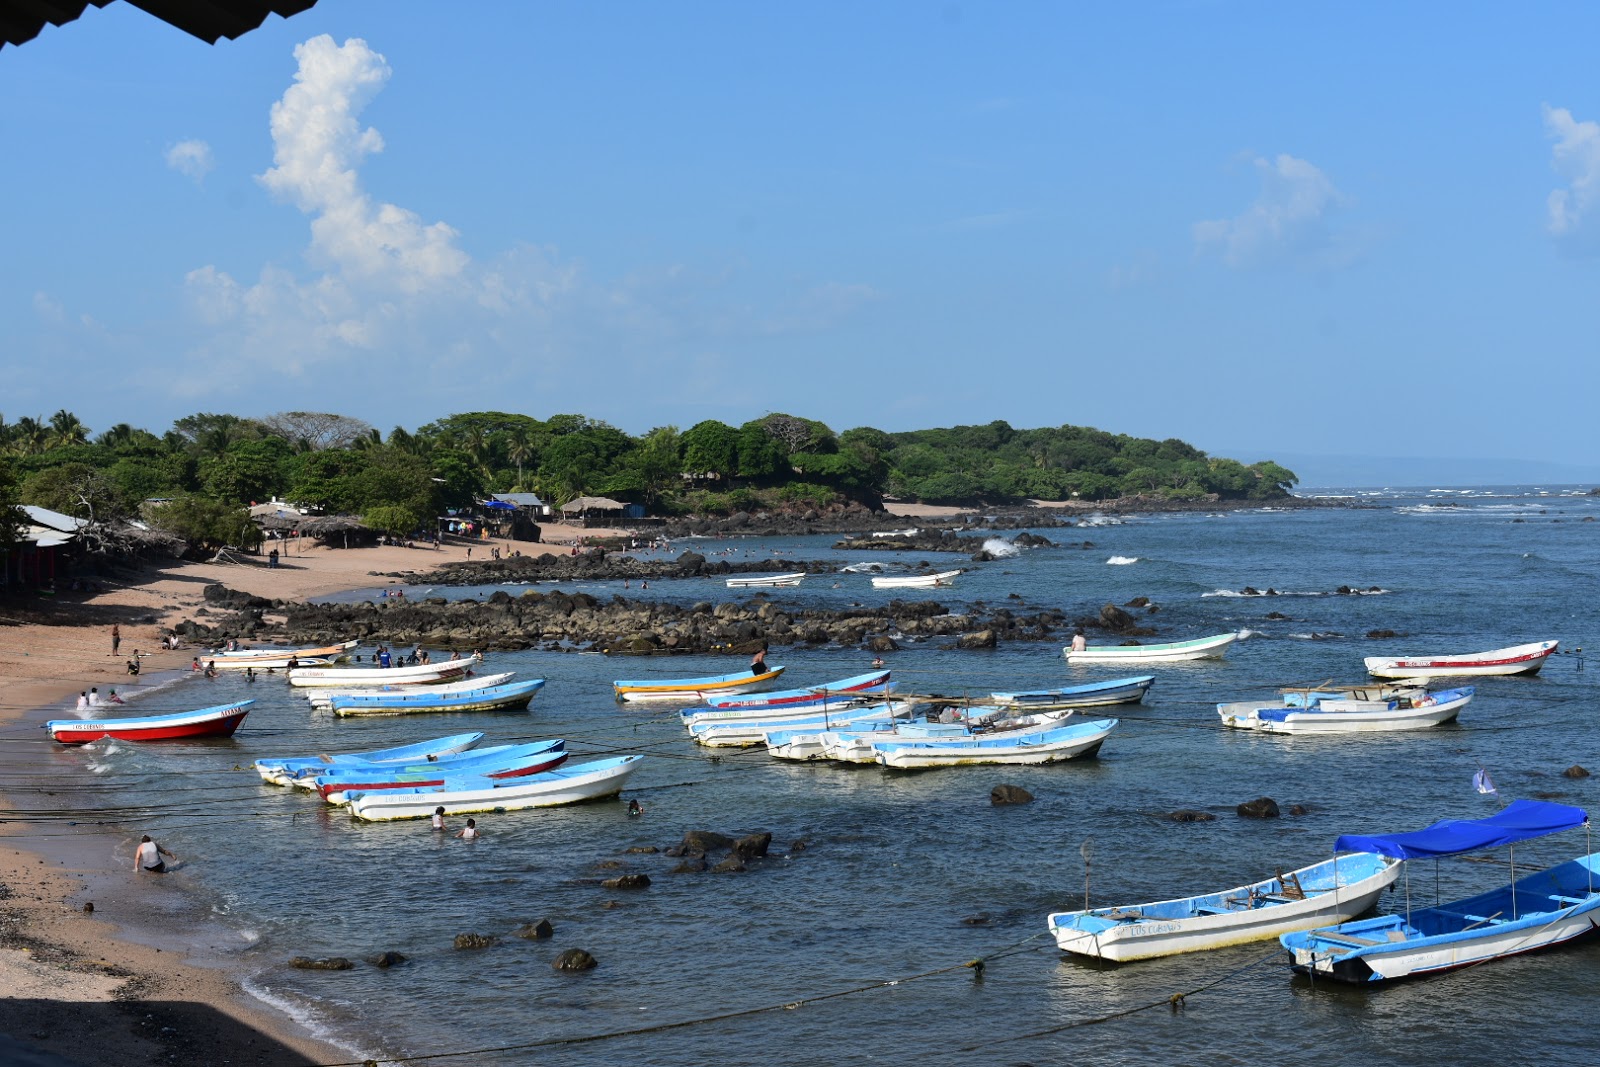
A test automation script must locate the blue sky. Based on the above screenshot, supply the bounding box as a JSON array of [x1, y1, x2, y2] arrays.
[[5, 1, 1600, 484]]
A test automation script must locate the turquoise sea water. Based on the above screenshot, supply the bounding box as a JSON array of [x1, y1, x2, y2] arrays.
[[14, 487, 1600, 1066]]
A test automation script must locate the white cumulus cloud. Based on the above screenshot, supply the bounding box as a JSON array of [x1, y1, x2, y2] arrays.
[[1544, 104, 1600, 251], [1194, 154, 1349, 269], [165, 139, 215, 183]]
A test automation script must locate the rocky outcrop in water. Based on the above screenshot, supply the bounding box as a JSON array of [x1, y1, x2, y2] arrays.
[[1236, 797, 1280, 819], [552, 949, 597, 972]]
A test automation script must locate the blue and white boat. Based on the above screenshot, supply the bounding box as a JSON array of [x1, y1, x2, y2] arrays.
[[692, 701, 911, 748], [1218, 686, 1474, 733], [345, 755, 643, 821], [700, 670, 891, 709], [990, 675, 1155, 709], [1049, 852, 1400, 961], [873, 717, 1118, 769], [328, 679, 546, 717], [254, 732, 486, 785], [1281, 799, 1600, 982]]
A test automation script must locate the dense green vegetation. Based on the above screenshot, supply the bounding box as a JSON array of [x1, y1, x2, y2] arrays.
[[0, 409, 1296, 539]]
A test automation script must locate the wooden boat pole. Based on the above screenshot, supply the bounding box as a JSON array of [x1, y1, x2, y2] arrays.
[[1081, 839, 1092, 912]]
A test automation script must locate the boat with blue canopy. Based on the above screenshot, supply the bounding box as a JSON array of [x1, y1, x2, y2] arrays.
[[1281, 799, 1600, 982]]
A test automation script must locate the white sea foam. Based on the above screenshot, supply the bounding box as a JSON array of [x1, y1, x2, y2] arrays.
[[982, 538, 1021, 558], [1202, 587, 1389, 598], [239, 973, 376, 1063], [1288, 632, 1345, 641], [1106, 556, 1139, 565]]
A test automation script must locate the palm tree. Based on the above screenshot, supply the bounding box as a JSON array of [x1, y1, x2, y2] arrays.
[[14, 416, 49, 455], [49, 409, 89, 448], [96, 423, 136, 449], [506, 430, 535, 490]]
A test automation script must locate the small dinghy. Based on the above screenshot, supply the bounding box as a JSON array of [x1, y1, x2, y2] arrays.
[[870, 569, 961, 589]]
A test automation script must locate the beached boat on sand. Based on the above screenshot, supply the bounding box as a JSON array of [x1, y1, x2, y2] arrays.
[[47, 701, 254, 744], [726, 572, 806, 588], [1218, 686, 1474, 734], [288, 657, 479, 689], [328, 679, 545, 717], [1363, 640, 1558, 679], [345, 755, 642, 821], [255, 732, 485, 785], [871, 569, 961, 589], [1281, 800, 1600, 983], [1048, 852, 1399, 961], [208, 639, 357, 670], [1064, 632, 1240, 665], [613, 666, 786, 702]]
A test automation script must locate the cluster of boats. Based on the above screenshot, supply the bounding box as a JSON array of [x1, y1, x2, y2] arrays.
[[254, 731, 640, 821]]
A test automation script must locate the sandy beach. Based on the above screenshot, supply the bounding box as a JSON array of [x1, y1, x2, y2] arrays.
[[0, 526, 593, 1066]]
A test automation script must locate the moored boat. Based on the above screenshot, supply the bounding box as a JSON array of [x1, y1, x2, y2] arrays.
[[872, 717, 1118, 769], [613, 666, 786, 702], [1281, 800, 1600, 982], [693, 701, 911, 748], [1218, 686, 1474, 733], [701, 670, 891, 708], [990, 675, 1155, 709], [1363, 640, 1559, 679], [311, 740, 568, 803], [328, 679, 546, 718], [345, 755, 643, 821], [287, 657, 479, 689], [306, 673, 516, 709], [870, 569, 961, 589], [1064, 632, 1240, 665], [47, 701, 254, 744], [1048, 852, 1399, 961], [725, 572, 806, 588], [255, 731, 485, 785], [208, 639, 358, 669]]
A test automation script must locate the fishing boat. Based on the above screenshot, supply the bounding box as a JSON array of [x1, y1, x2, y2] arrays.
[[287, 657, 479, 689], [613, 666, 786, 702], [255, 732, 485, 785], [870, 569, 961, 589], [692, 701, 912, 748], [1364, 640, 1559, 680], [1047, 852, 1400, 962], [683, 685, 893, 729], [1063, 632, 1240, 665], [306, 673, 516, 710], [310, 740, 568, 803], [208, 639, 358, 670], [873, 717, 1118, 769], [1218, 686, 1474, 734], [46, 701, 254, 744], [701, 670, 891, 708], [1280, 799, 1600, 983], [819, 714, 1024, 764], [989, 675, 1156, 709], [345, 755, 643, 821], [726, 572, 806, 588], [328, 679, 546, 718]]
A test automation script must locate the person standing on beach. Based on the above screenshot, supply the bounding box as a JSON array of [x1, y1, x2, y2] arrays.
[[111, 623, 121, 656], [134, 835, 175, 874]]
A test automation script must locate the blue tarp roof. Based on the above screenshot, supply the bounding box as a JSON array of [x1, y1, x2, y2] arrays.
[[480, 500, 516, 511], [1335, 799, 1588, 860]]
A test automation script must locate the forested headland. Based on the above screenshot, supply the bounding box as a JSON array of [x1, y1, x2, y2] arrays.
[[0, 409, 1296, 549]]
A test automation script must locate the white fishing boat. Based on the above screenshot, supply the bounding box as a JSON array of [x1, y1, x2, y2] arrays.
[[1281, 800, 1600, 983], [726, 572, 806, 588], [870, 569, 961, 589], [254, 732, 485, 785], [1218, 686, 1474, 734], [1063, 631, 1240, 665], [872, 717, 1117, 769], [345, 755, 642, 821], [1048, 853, 1400, 961], [329, 679, 546, 718], [819, 716, 998, 764], [306, 673, 516, 710], [693, 701, 912, 748], [698, 669, 892, 710], [613, 666, 785, 702], [989, 675, 1155, 709], [287, 656, 479, 689], [1363, 640, 1559, 680], [870, 528, 919, 538], [207, 639, 358, 670]]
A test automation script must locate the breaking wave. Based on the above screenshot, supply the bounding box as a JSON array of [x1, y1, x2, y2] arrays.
[[982, 538, 1021, 558], [1106, 556, 1139, 565]]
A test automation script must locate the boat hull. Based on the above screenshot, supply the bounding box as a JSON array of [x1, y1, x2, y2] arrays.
[[726, 572, 806, 588], [48, 701, 253, 744], [873, 718, 1117, 769], [1364, 640, 1558, 679], [1064, 633, 1239, 665], [1049, 854, 1399, 962], [288, 659, 478, 688], [1218, 688, 1474, 733], [255, 732, 484, 785], [329, 680, 545, 717], [614, 666, 786, 702], [700, 670, 891, 709], [346, 756, 642, 821], [990, 676, 1155, 709], [871, 569, 961, 589]]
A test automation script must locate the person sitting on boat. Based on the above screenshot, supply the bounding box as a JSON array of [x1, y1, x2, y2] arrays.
[[750, 643, 769, 675], [1070, 630, 1088, 653], [455, 818, 480, 841], [134, 835, 175, 874]]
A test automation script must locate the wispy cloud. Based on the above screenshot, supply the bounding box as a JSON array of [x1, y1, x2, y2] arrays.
[[1544, 104, 1600, 252], [1193, 153, 1353, 269], [164, 139, 215, 183]]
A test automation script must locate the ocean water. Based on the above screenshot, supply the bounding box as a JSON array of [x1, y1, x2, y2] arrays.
[[20, 486, 1600, 1066]]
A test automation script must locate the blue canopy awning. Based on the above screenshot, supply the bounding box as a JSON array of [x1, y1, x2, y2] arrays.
[[1335, 799, 1588, 860], [480, 500, 516, 511]]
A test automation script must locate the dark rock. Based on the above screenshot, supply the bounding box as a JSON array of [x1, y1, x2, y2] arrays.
[[1564, 765, 1591, 778], [960, 914, 993, 925], [1265, 611, 1289, 620], [1124, 596, 1150, 608], [732, 832, 772, 860], [680, 830, 733, 853], [1288, 804, 1310, 816], [1366, 630, 1398, 640], [453, 933, 496, 950], [601, 874, 652, 890], [957, 629, 997, 650], [624, 846, 660, 854], [289, 956, 354, 970], [711, 855, 748, 874], [1099, 602, 1135, 630], [990, 784, 1034, 806], [369, 951, 408, 968], [1236, 797, 1280, 819], [788, 839, 809, 853], [593, 859, 624, 870], [552, 949, 598, 972], [670, 856, 707, 874], [865, 635, 900, 653], [1168, 810, 1216, 823], [514, 919, 555, 940]]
